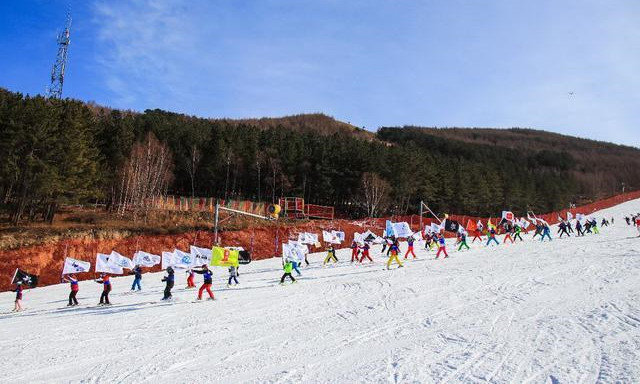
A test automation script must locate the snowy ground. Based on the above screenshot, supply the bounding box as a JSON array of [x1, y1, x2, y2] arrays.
[[1, 201, 640, 384]]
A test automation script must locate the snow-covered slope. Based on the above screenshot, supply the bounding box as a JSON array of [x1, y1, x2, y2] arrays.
[[1, 200, 640, 383]]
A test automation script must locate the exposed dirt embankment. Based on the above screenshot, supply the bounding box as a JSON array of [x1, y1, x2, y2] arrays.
[[0, 220, 383, 291]]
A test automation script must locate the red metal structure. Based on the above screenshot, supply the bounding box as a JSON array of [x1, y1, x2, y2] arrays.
[[278, 197, 335, 220]]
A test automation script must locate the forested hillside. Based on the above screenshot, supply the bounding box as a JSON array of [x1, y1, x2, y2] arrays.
[[1, 88, 638, 225]]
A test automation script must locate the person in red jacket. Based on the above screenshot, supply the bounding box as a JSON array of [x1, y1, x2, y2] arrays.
[[96, 273, 111, 305], [63, 274, 80, 306], [350, 241, 360, 262], [359, 242, 373, 263], [635, 216, 640, 236], [185, 269, 196, 289]]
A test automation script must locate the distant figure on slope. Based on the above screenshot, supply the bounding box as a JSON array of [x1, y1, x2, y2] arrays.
[[96, 273, 112, 305], [290, 259, 302, 276], [540, 225, 552, 242], [386, 242, 403, 269], [576, 220, 585, 236], [486, 227, 500, 246], [280, 260, 296, 285], [194, 264, 214, 300], [129, 265, 142, 291], [161, 267, 175, 300], [532, 223, 543, 239], [625, 216, 630, 225], [360, 242, 373, 263], [381, 237, 389, 254], [635, 216, 640, 236], [435, 234, 449, 259], [591, 219, 600, 234], [350, 241, 360, 262], [228, 266, 240, 286], [503, 224, 514, 244], [324, 245, 338, 265], [12, 282, 23, 312], [186, 269, 196, 289], [601, 218, 609, 227], [424, 233, 436, 250], [558, 221, 570, 238], [404, 237, 417, 259], [514, 225, 524, 242], [63, 274, 80, 306], [457, 231, 470, 251]]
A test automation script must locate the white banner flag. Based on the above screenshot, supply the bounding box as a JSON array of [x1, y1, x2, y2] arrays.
[[190, 245, 212, 265], [430, 223, 441, 234], [567, 212, 574, 221], [109, 251, 135, 270], [95, 253, 124, 274], [322, 230, 341, 244], [171, 249, 197, 269], [161, 251, 174, 270], [133, 251, 161, 267], [62, 257, 91, 275], [283, 243, 305, 263], [331, 231, 345, 242]]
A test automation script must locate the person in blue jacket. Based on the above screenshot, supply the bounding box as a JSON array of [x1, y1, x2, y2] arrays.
[[486, 227, 500, 246], [161, 267, 175, 300], [194, 264, 214, 300], [540, 224, 552, 242], [130, 265, 142, 291]]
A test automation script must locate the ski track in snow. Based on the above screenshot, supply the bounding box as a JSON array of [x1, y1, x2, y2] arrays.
[[1, 201, 640, 383]]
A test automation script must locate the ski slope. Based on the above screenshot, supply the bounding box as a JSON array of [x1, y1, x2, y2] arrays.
[[1, 200, 640, 383]]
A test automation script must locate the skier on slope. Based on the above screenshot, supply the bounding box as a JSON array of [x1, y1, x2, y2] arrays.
[[503, 224, 514, 244], [129, 265, 143, 291], [193, 264, 215, 300], [404, 236, 417, 259], [635, 216, 640, 236], [532, 223, 543, 239], [576, 220, 584, 236], [435, 233, 449, 259], [558, 221, 570, 238], [471, 226, 483, 243], [290, 258, 302, 276], [513, 224, 524, 242], [63, 274, 80, 306], [324, 245, 338, 265], [280, 260, 297, 285], [591, 219, 600, 234], [540, 224, 552, 242], [457, 231, 470, 251], [350, 240, 360, 262], [486, 227, 500, 246], [228, 265, 240, 286], [161, 267, 175, 300], [185, 269, 196, 289], [386, 241, 403, 269], [96, 273, 112, 305], [12, 281, 23, 312], [360, 242, 373, 263]]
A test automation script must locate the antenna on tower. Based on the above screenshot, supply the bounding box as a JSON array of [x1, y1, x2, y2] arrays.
[[47, 11, 72, 99]]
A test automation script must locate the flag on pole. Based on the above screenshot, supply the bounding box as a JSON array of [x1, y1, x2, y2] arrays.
[[567, 212, 574, 221], [11, 268, 38, 287], [173, 249, 197, 269], [211, 246, 239, 267], [430, 222, 441, 233], [444, 219, 460, 232], [502, 211, 515, 222], [466, 220, 477, 232], [190, 246, 212, 265], [95, 253, 124, 274], [331, 231, 345, 242], [161, 251, 175, 270], [109, 251, 135, 270], [132, 251, 161, 267], [62, 257, 91, 275]]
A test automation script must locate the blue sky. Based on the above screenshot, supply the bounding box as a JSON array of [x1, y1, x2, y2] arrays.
[[1, 0, 639, 148]]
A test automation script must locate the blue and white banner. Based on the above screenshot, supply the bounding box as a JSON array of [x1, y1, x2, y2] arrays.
[[62, 257, 91, 274]]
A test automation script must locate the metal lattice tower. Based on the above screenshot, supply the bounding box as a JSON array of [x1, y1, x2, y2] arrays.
[[47, 12, 72, 99]]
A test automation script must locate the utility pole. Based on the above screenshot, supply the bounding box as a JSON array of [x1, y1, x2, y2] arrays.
[[47, 12, 72, 99]]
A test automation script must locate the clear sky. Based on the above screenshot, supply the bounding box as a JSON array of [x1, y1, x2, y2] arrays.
[[1, 0, 639, 148]]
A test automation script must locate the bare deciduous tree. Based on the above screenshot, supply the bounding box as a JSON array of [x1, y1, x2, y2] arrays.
[[361, 172, 390, 217], [116, 133, 174, 221]]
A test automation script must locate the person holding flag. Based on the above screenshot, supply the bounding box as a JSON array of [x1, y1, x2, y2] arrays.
[[435, 234, 449, 259], [194, 264, 215, 300], [540, 224, 552, 242], [96, 273, 112, 306], [457, 231, 470, 251], [486, 226, 500, 246], [280, 259, 297, 284], [514, 224, 524, 242], [129, 265, 143, 291], [12, 282, 23, 312], [404, 236, 417, 259], [386, 241, 403, 269], [161, 267, 175, 300], [503, 224, 514, 244], [360, 242, 373, 263], [635, 216, 640, 236], [558, 221, 570, 238], [186, 269, 196, 289], [350, 240, 360, 263], [324, 245, 339, 265], [228, 266, 240, 286], [63, 274, 80, 306]]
